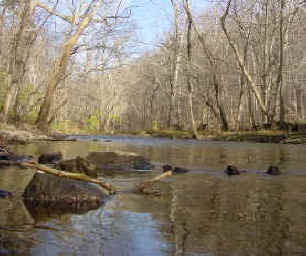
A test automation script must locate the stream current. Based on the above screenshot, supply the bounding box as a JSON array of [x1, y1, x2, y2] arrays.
[[1, 135, 306, 256]]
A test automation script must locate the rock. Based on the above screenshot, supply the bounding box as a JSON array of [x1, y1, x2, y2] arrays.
[[266, 165, 281, 175], [162, 164, 190, 174], [23, 173, 108, 205], [57, 156, 98, 178], [24, 199, 102, 221], [0, 152, 32, 161], [38, 152, 63, 164], [0, 152, 34, 167], [0, 152, 12, 161], [173, 167, 190, 174], [87, 151, 154, 171], [133, 158, 155, 170], [0, 189, 13, 198], [225, 165, 240, 175], [162, 164, 172, 172]]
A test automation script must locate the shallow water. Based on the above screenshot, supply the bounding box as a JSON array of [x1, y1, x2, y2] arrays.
[[1, 136, 306, 255]]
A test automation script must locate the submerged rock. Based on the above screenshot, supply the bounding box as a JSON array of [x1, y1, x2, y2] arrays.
[[0, 152, 30, 161], [23, 173, 108, 206], [162, 164, 190, 174], [162, 164, 172, 172], [38, 152, 63, 165], [266, 166, 281, 175], [0, 152, 33, 167], [225, 165, 240, 175], [57, 156, 98, 178], [0, 189, 13, 198], [87, 151, 154, 171], [173, 167, 190, 174]]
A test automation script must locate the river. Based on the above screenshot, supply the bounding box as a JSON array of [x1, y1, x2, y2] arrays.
[[1, 135, 306, 256]]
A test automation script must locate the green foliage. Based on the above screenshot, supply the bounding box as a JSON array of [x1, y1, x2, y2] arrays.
[[110, 114, 120, 121], [24, 109, 38, 124], [86, 114, 100, 131], [152, 120, 158, 130], [50, 120, 72, 133], [15, 83, 40, 123]]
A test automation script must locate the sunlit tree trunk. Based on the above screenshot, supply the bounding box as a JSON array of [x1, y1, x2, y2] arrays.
[[184, 0, 199, 139], [36, 0, 103, 131]]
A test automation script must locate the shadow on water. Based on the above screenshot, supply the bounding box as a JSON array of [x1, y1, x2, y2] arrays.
[[2, 136, 306, 255]]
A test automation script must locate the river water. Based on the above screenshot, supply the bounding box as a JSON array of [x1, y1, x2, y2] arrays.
[[1, 136, 306, 256]]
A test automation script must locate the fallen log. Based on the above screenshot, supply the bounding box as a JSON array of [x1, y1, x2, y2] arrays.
[[20, 162, 116, 195], [138, 170, 173, 194]]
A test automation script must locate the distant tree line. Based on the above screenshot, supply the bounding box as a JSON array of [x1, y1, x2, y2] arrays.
[[0, 0, 305, 134]]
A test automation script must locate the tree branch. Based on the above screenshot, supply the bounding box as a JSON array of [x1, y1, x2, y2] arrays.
[[33, 1, 74, 24], [21, 161, 117, 195]]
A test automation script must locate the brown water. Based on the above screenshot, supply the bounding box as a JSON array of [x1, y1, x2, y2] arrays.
[[1, 136, 306, 256]]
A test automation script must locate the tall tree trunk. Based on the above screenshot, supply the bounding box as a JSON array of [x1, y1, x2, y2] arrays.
[[183, 0, 228, 131], [168, 0, 183, 129], [0, 2, 32, 123], [36, 0, 103, 131], [220, 0, 269, 119], [296, 88, 303, 120], [278, 0, 285, 128], [212, 75, 229, 131], [185, 0, 199, 139], [1, 75, 14, 123]]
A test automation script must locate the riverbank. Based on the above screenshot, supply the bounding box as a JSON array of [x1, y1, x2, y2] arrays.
[[0, 124, 50, 144], [139, 129, 306, 144], [1, 123, 306, 145]]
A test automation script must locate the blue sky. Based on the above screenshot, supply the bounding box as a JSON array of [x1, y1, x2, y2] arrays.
[[128, 0, 208, 52]]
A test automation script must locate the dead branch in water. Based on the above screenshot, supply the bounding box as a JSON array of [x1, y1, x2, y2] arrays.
[[138, 170, 173, 193], [20, 162, 116, 195]]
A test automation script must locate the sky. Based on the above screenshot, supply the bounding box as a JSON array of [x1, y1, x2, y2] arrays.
[[127, 0, 208, 53]]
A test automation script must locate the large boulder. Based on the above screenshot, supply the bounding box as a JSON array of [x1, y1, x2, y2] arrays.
[[57, 156, 98, 178], [87, 151, 154, 171], [23, 173, 108, 206]]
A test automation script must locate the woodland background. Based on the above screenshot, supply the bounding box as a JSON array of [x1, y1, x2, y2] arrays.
[[0, 0, 305, 136]]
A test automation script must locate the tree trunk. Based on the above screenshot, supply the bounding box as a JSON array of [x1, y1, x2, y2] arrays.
[[21, 162, 116, 195], [185, 0, 199, 139], [220, 0, 269, 119], [168, 0, 183, 129], [278, 0, 285, 128], [36, 0, 103, 131], [1, 75, 14, 123]]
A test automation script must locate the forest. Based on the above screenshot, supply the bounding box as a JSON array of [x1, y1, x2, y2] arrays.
[[0, 0, 306, 137]]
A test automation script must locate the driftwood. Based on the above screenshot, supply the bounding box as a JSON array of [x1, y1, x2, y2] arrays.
[[138, 170, 173, 193], [20, 162, 116, 195]]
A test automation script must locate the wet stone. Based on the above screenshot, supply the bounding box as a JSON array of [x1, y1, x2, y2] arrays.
[[38, 152, 63, 165], [57, 156, 98, 178], [23, 173, 108, 206]]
